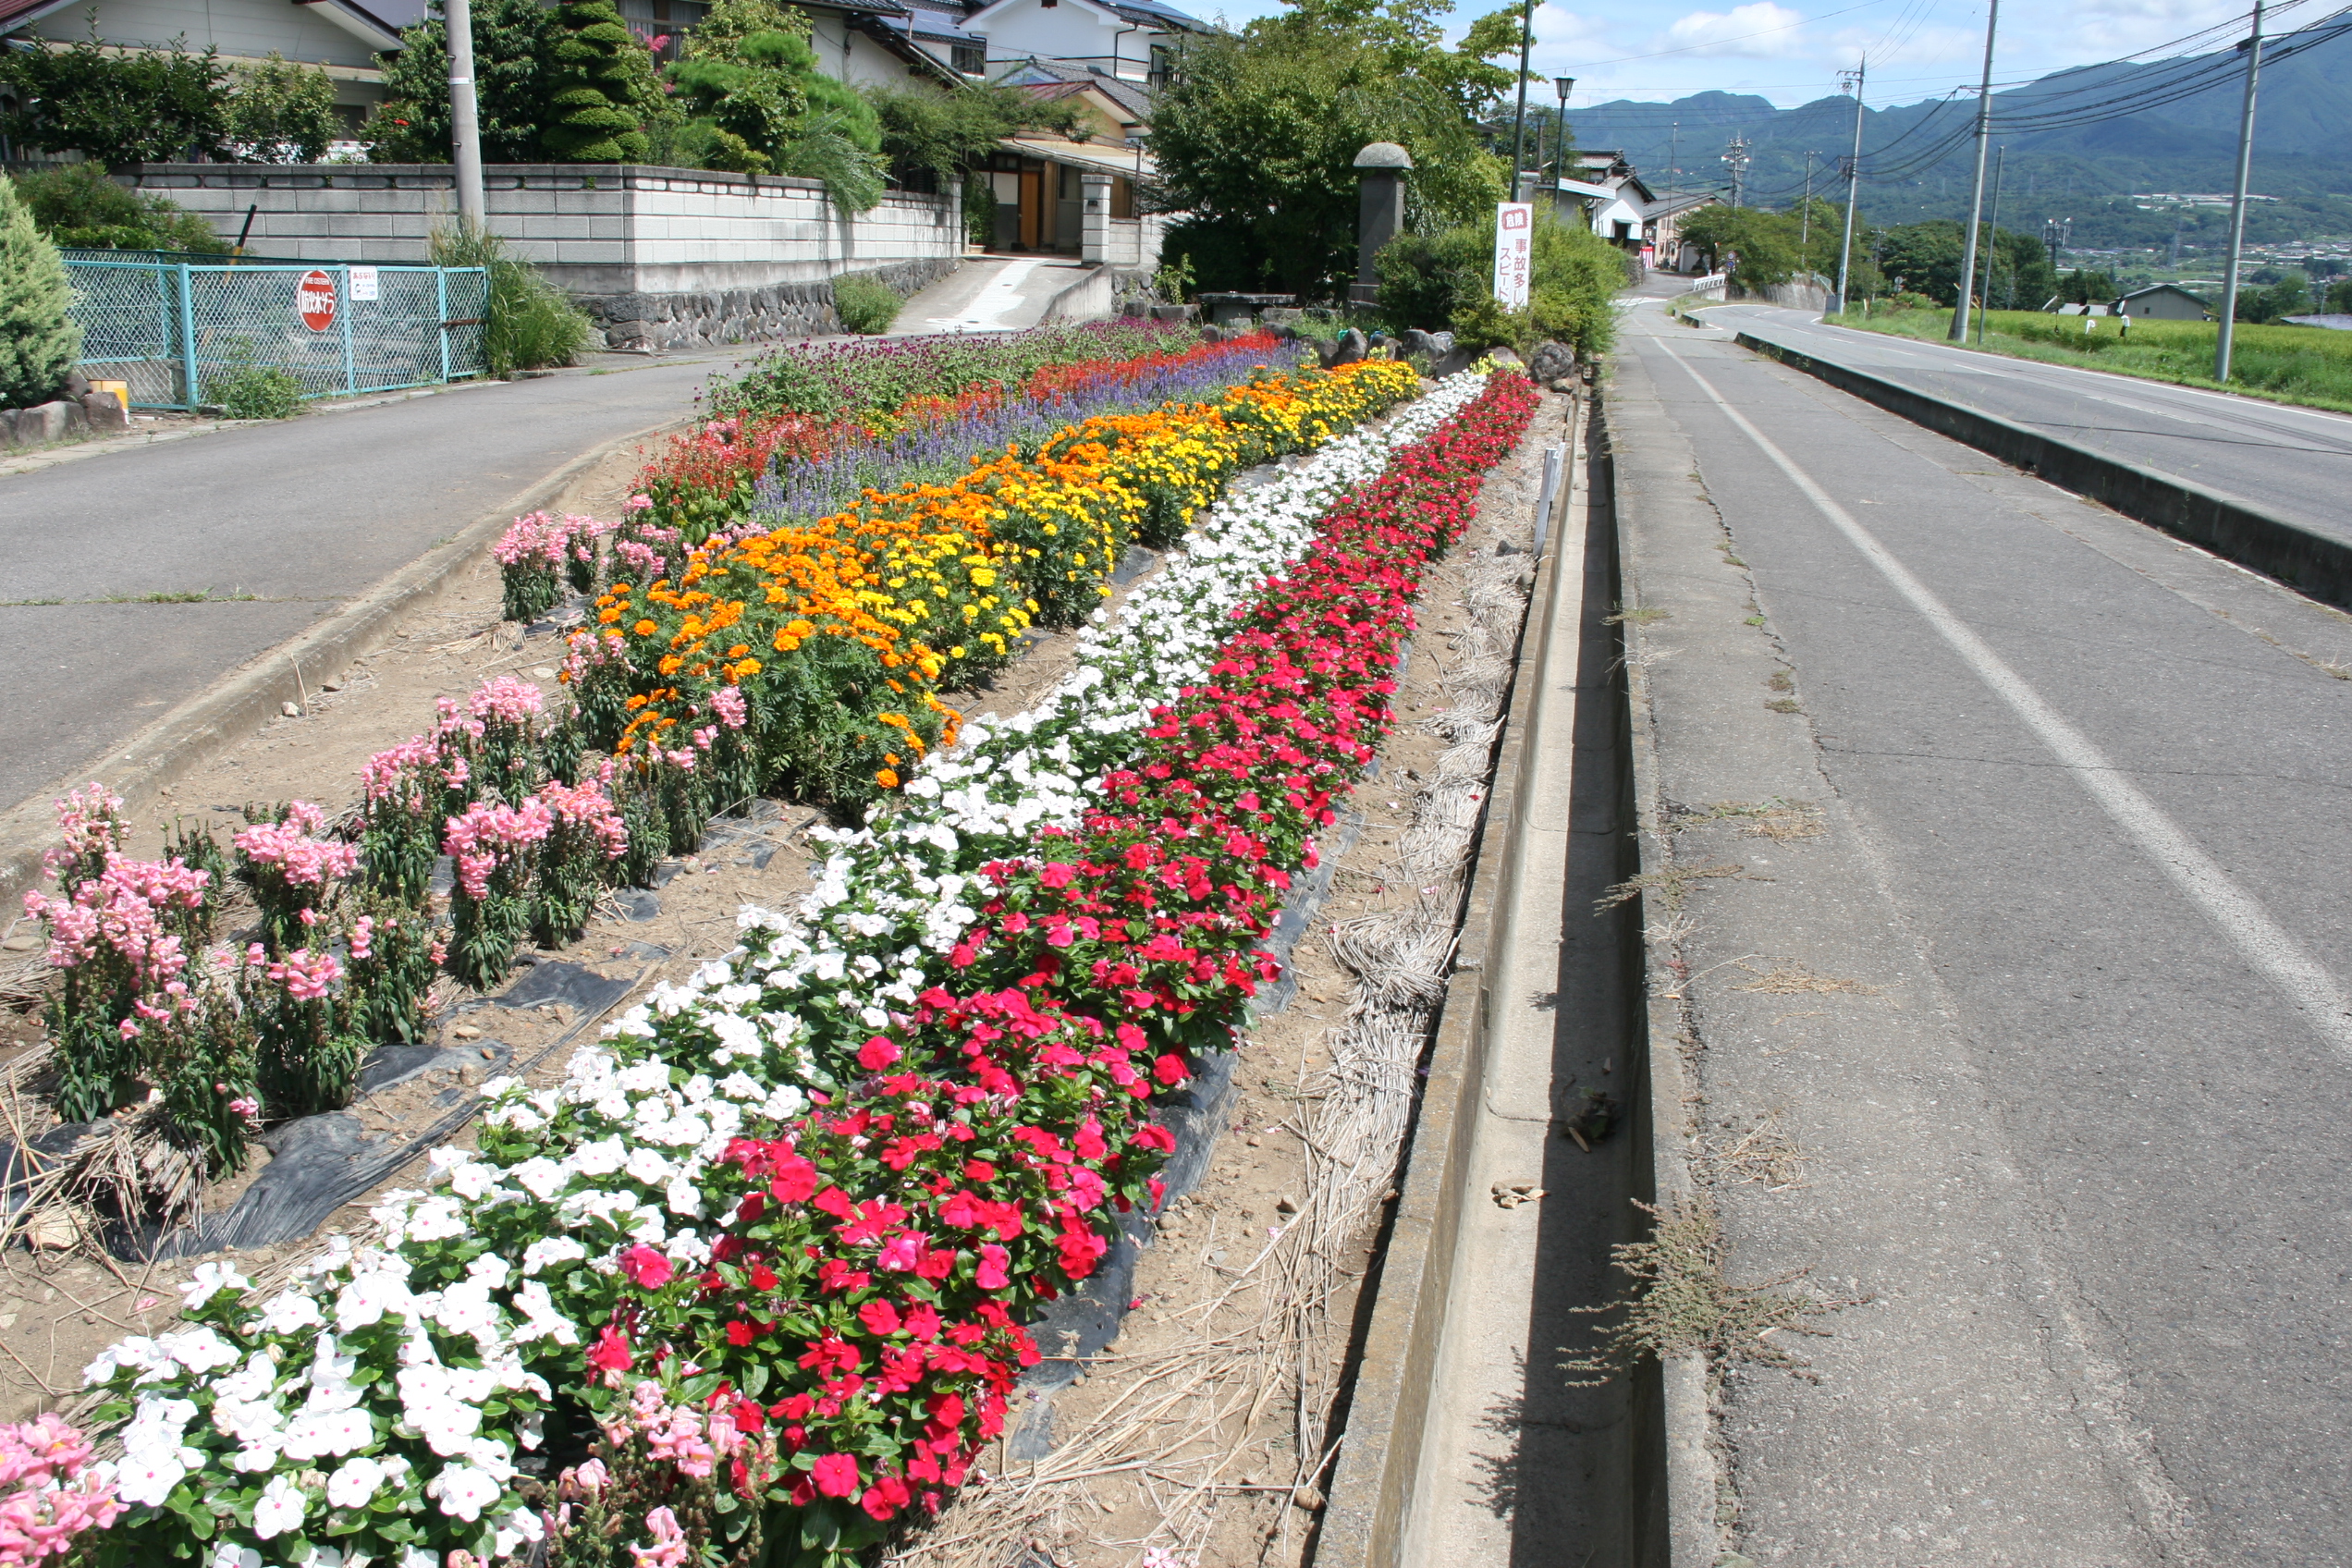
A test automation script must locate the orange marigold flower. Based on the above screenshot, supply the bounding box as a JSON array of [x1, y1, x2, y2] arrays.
[[633, 619, 656, 637], [875, 768, 900, 789]]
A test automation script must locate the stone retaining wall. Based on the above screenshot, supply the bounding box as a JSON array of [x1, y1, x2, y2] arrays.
[[581, 256, 962, 352]]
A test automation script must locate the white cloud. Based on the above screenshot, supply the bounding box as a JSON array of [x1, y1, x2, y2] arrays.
[[1659, 1, 1811, 58]]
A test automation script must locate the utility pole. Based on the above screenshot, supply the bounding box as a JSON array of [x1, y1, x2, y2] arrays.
[[1801, 150, 1817, 261], [2216, 0, 2266, 383], [1832, 57, 1866, 313], [1723, 134, 1750, 208], [446, 0, 487, 231], [1978, 143, 2005, 342], [1667, 121, 1679, 265], [1950, 0, 2000, 341], [1507, 0, 1537, 202]]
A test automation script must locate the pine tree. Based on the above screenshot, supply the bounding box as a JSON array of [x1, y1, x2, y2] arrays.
[[541, 0, 652, 164], [0, 178, 81, 409]]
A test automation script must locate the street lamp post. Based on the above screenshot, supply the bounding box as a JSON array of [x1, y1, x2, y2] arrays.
[[1554, 76, 1575, 190]]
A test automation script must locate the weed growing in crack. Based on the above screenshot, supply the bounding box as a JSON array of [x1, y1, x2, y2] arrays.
[[1559, 1194, 1863, 1384], [1597, 862, 1748, 913], [1605, 603, 1672, 626]]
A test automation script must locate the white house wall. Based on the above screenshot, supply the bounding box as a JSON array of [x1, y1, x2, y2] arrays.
[[802, 13, 917, 89], [25, 0, 383, 69], [970, 0, 1153, 78]]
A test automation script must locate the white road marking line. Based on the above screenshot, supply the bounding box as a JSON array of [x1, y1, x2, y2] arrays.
[[1651, 329, 2352, 1057]]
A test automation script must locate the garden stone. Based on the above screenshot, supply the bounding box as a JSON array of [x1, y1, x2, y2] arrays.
[[1150, 302, 1197, 322], [80, 391, 128, 433], [1528, 339, 1574, 385], [1329, 327, 1367, 367], [63, 371, 89, 399], [1399, 328, 1438, 360], [1429, 345, 1480, 378]]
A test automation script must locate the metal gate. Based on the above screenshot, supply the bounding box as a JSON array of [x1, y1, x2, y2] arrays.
[[61, 252, 491, 410]]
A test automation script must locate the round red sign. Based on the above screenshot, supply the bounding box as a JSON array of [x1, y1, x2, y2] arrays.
[[297, 269, 337, 333]]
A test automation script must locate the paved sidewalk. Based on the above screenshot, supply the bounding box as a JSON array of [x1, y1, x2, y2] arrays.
[[894, 254, 1090, 335], [0, 352, 729, 815]]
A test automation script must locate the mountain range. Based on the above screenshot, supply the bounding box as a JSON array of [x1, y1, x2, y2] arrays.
[[1561, 20, 2352, 250]]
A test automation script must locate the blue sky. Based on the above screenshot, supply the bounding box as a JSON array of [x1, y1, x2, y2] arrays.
[[1190, 0, 2285, 110]]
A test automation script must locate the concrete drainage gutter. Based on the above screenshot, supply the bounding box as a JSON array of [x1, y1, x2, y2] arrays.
[[1735, 330, 2352, 612], [1317, 390, 1672, 1564]]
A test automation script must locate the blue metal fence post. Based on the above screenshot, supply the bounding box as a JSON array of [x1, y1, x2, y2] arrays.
[[338, 266, 357, 397], [436, 269, 450, 384], [176, 263, 198, 410], [154, 262, 173, 398]]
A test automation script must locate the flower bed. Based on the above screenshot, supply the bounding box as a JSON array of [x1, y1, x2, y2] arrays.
[[643, 332, 1292, 544], [703, 320, 1202, 427], [68, 368, 1538, 1568], [566, 358, 1420, 810]]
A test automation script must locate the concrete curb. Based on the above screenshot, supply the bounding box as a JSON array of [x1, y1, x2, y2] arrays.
[[0, 410, 692, 908], [1734, 329, 2352, 611], [1314, 394, 1581, 1567], [1602, 378, 1730, 1568]]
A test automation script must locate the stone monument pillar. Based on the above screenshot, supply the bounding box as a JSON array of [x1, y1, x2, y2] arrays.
[[1352, 142, 1413, 305], [1081, 171, 1113, 265]]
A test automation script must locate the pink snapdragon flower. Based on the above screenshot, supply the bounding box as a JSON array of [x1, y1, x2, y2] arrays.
[[232, 809, 359, 889], [442, 798, 554, 900], [267, 947, 342, 1003]]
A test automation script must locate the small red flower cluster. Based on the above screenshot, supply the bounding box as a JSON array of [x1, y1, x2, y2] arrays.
[[599, 374, 1539, 1553]]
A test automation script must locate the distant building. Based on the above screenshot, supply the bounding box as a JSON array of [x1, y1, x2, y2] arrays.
[[2114, 283, 2214, 321], [2282, 314, 2352, 332], [0, 0, 414, 131]]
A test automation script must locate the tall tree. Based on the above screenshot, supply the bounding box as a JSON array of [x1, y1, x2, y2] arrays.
[[371, 0, 562, 163], [1147, 0, 1509, 298], [541, 0, 653, 163]]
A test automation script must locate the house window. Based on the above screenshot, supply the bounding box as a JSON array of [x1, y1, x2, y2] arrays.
[[951, 43, 986, 74], [1148, 44, 1171, 86]]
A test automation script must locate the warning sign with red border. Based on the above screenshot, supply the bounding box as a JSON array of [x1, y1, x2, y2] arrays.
[[297, 270, 338, 333]]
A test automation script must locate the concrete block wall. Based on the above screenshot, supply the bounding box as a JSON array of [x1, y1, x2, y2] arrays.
[[122, 164, 963, 349]]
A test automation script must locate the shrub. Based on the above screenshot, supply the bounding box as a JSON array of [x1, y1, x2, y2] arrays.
[[10, 165, 227, 253], [831, 273, 901, 335], [0, 176, 81, 408], [1377, 207, 1621, 360], [0, 23, 227, 167], [223, 52, 344, 163], [430, 222, 594, 376], [202, 344, 307, 419]]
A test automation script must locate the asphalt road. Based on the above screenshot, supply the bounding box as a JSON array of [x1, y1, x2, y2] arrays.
[[1719, 302, 2352, 546], [0, 354, 729, 815], [1623, 293, 2352, 1560]]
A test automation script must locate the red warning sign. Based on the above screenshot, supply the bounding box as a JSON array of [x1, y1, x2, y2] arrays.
[[296, 269, 337, 333]]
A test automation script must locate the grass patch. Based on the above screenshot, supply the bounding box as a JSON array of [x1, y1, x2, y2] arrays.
[[1605, 603, 1672, 626], [1734, 960, 1875, 996], [1835, 308, 2352, 415]]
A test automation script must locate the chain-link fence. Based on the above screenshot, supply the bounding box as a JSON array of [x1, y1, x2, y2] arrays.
[[61, 252, 490, 410]]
